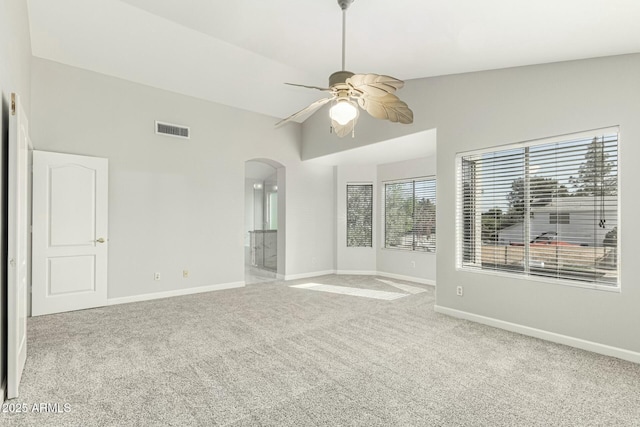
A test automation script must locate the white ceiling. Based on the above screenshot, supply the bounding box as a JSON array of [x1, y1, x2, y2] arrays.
[[27, 0, 640, 123]]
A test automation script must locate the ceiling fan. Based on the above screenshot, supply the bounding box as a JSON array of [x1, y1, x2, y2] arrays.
[[275, 0, 414, 137]]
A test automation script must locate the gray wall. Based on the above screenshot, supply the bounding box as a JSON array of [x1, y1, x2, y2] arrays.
[[0, 0, 32, 394], [30, 58, 336, 299], [304, 53, 640, 354]]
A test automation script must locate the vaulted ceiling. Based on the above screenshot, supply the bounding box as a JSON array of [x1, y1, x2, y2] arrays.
[[27, 0, 640, 122]]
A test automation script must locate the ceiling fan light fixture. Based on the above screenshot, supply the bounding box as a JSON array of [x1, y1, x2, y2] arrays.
[[330, 99, 358, 125]]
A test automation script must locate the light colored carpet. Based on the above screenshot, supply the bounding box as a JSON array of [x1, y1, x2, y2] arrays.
[[2, 274, 640, 426]]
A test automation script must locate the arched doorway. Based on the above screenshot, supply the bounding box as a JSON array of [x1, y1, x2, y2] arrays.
[[244, 159, 285, 283]]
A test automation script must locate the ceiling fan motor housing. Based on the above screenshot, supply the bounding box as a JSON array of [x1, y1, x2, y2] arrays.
[[329, 70, 355, 88], [337, 0, 354, 10]]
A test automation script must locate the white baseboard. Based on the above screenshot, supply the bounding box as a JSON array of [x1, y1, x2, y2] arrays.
[[107, 281, 245, 306], [295, 269, 436, 286], [335, 270, 378, 276], [376, 271, 436, 286], [103, 270, 431, 306], [284, 270, 336, 281], [434, 305, 640, 364]]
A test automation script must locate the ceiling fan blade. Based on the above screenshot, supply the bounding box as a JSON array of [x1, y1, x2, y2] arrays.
[[285, 82, 331, 91], [331, 117, 357, 138], [357, 93, 414, 124], [347, 74, 405, 98], [275, 96, 334, 127]]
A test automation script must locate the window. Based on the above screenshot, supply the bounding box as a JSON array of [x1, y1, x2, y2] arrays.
[[457, 129, 619, 288], [550, 212, 570, 224], [346, 184, 373, 247], [384, 178, 436, 252]]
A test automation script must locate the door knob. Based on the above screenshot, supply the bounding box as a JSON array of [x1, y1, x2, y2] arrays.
[[95, 237, 106, 243]]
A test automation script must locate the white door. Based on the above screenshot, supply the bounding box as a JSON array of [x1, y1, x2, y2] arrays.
[[7, 94, 29, 399], [32, 151, 108, 316]]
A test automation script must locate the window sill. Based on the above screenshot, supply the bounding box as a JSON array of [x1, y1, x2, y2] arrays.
[[456, 265, 620, 293], [381, 247, 436, 255]]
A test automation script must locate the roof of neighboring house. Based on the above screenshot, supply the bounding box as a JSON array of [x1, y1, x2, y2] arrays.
[[498, 223, 524, 234], [532, 196, 617, 213]]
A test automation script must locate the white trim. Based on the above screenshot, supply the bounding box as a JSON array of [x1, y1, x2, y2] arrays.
[[376, 271, 436, 286], [284, 270, 336, 281], [434, 305, 640, 364], [107, 282, 244, 306], [104, 271, 431, 306], [303, 269, 436, 286], [380, 247, 436, 254], [335, 270, 378, 276], [381, 175, 436, 185], [616, 128, 623, 288]]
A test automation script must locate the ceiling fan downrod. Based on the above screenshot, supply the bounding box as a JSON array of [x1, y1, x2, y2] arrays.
[[337, 0, 354, 71]]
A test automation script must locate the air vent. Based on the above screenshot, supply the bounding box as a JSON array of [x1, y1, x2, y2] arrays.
[[155, 121, 190, 139]]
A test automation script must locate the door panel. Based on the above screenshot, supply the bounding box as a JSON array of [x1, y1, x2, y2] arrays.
[[50, 165, 96, 246], [48, 256, 96, 295], [7, 93, 29, 399], [32, 151, 108, 316]]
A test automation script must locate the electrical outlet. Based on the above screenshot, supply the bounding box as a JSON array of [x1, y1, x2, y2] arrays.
[[456, 286, 463, 296], [154, 272, 161, 281], [411, 261, 416, 268], [183, 270, 189, 279]]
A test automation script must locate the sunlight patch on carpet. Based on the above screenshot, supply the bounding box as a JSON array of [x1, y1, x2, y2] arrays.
[[290, 283, 408, 300], [375, 278, 428, 294]]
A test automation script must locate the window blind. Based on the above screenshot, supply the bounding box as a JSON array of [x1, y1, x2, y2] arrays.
[[346, 184, 373, 247], [457, 131, 619, 287], [385, 178, 436, 252]]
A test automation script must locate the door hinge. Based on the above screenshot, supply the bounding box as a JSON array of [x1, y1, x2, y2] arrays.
[[11, 93, 16, 116]]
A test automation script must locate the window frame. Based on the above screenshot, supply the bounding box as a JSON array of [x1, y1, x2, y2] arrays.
[[382, 176, 437, 253], [346, 183, 374, 248], [455, 128, 621, 292]]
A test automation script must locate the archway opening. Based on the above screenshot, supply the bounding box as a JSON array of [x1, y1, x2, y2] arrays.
[[244, 159, 285, 283]]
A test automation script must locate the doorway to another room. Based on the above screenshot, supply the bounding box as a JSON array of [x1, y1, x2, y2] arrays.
[[244, 159, 285, 284]]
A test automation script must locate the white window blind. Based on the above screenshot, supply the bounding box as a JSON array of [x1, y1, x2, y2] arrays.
[[385, 178, 436, 252], [457, 130, 619, 288], [347, 184, 373, 247]]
